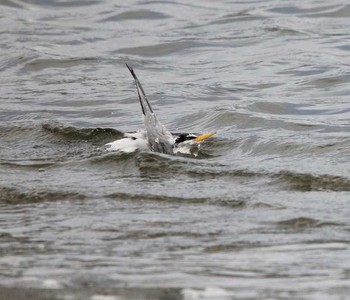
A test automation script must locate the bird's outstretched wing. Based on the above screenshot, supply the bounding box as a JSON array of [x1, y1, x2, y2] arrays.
[[126, 64, 175, 154]]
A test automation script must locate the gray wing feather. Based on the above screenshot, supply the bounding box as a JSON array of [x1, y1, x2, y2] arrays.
[[126, 64, 174, 154]]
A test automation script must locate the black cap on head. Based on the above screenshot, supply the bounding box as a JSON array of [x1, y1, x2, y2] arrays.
[[175, 134, 197, 145]]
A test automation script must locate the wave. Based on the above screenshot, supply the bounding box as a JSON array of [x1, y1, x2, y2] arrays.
[[134, 152, 350, 192], [0, 160, 57, 169], [0, 187, 85, 204], [0, 121, 123, 143], [1, 121, 349, 194], [41, 122, 123, 142]]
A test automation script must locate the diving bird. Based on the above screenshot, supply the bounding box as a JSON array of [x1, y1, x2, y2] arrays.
[[105, 64, 215, 155]]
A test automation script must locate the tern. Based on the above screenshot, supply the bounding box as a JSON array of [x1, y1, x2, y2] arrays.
[[105, 64, 215, 155]]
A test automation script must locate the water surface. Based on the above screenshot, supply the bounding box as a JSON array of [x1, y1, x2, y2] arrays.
[[1, 0, 350, 299]]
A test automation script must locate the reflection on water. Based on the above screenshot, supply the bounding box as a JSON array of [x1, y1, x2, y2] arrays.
[[1, 0, 350, 299]]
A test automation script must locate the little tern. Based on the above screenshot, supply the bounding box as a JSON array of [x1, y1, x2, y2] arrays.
[[105, 64, 215, 155]]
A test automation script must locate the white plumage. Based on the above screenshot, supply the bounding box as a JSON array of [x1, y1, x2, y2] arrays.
[[105, 131, 148, 153]]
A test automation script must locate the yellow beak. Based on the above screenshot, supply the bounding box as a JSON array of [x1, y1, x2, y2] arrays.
[[194, 132, 216, 142]]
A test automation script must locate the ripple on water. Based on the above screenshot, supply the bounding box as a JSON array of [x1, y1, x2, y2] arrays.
[[115, 41, 214, 57], [276, 217, 343, 229], [23, 57, 98, 72], [99, 9, 170, 22], [275, 171, 350, 192]]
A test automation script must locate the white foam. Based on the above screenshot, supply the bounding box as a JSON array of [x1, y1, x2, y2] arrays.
[[182, 287, 232, 300], [90, 295, 121, 300], [42, 279, 62, 289]]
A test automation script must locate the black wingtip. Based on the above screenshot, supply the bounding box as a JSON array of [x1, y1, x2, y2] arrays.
[[125, 63, 146, 115], [125, 63, 132, 71], [125, 63, 137, 79]]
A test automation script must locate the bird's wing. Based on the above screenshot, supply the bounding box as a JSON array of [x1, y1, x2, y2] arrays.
[[126, 64, 175, 154]]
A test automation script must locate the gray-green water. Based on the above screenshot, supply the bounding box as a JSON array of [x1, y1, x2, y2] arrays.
[[1, 0, 350, 299]]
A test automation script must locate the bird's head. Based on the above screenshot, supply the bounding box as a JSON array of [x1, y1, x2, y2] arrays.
[[174, 132, 216, 148]]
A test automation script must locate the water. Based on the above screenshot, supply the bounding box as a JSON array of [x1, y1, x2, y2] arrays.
[[1, 0, 350, 299]]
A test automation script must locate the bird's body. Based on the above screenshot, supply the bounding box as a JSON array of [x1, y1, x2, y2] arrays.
[[106, 64, 215, 155], [105, 131, 148, 153]]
